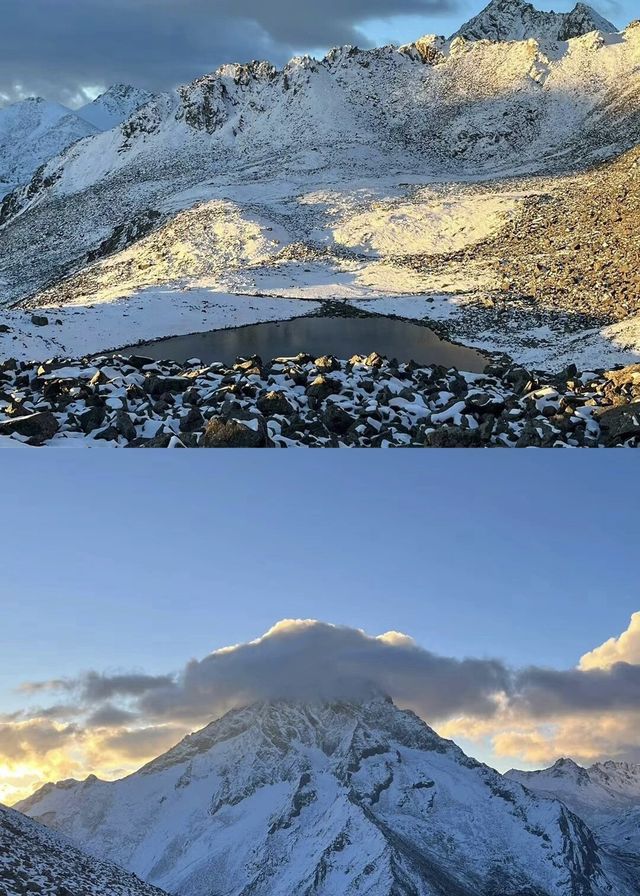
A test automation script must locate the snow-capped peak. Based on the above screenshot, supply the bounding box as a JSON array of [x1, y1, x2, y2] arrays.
[[16, 696, 637, 896], [77, 84, 155, 130], [452, 0, 617, 46]]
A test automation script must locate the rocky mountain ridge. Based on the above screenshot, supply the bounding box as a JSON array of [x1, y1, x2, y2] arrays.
[[452, 0, 616, 46]]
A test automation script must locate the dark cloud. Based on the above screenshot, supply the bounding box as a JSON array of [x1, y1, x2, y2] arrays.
[[79, 671, 175, 701], [21, 671, 175, 702], [14, 620, 640, 759], [0, 0, 459, 105], [137, 620, 510, 723], [86, 705, 138, 728], [514, 662, 640, 716]]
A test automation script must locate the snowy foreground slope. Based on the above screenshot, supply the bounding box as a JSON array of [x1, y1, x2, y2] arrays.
[[17, 697, 640, 895], [0, 802, 168, 896], [507, 759, 640, 856]]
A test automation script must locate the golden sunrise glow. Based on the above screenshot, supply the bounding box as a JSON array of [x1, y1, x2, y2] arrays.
[[2, 614, 640, 805]]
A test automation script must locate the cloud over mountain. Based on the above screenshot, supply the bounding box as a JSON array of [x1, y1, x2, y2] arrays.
[[4, 614, 640, 803]]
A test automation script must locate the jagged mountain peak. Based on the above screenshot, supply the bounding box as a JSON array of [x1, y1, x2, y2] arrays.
[[452, 0, 617, 45], [138, 694, 463, 776], [16, 694, 634, 896], [77, 84, 155, 130], [552, 756, 587, 771]]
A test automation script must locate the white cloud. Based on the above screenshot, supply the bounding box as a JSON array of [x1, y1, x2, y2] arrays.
[[579, 612, 640, 670]]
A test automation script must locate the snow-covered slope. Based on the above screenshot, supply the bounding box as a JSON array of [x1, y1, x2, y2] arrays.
[[77, 84, 155, 131], [453, 0, 616, 47], [507, 759, 640, 855], [16, 697, 639, 896], [0, 802, 168, 896], [0, 97, 97, 196]]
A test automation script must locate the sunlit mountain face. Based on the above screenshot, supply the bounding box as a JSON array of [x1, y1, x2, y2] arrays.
[[9, 695, 640, 896]]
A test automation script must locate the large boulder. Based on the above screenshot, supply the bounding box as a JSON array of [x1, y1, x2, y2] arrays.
[[0, 411, 59, 443], [201, 416, 269, 448]]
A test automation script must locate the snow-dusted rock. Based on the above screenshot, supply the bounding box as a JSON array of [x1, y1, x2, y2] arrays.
[[0, 802, 168, 896]]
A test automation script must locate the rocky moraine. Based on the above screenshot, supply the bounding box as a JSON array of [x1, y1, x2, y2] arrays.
[[1, 351, 640, 448]]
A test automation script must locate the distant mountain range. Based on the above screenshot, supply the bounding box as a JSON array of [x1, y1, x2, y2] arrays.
[[508, 758, 640, 856], [15, 696, 640, 896], [0, 85, 152, 196]]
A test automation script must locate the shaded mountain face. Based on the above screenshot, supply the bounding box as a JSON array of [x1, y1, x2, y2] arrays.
[[0, 97, 97, 197], [77, 85, 155, 131], [452, 0, 616, 46], [16, 697, 638, 896], [0, 85, 153, 198], [0, 802, 168, 896], [507, 759, 640, 855]]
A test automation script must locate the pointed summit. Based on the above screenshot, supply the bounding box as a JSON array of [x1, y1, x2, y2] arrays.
[[16, 696, 632, 896], [452, 0, 617, 45], [77, 84, 154, 130]]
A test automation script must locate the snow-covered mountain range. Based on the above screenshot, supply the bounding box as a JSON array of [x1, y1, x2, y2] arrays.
[[0, 98, 95, 198], [507, 758, 640, 856], [0, 85, 152, 197], [0, 801, 168, 896], [452, 0, 616, 46], [16, 697, 640, 896], [76, 84, 155, 131]]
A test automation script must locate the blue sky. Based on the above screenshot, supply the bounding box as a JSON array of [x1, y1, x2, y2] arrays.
[[2, 453, 637, 700]]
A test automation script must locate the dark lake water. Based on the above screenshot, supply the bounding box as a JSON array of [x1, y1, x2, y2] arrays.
[[118, 316, 487, 372]]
